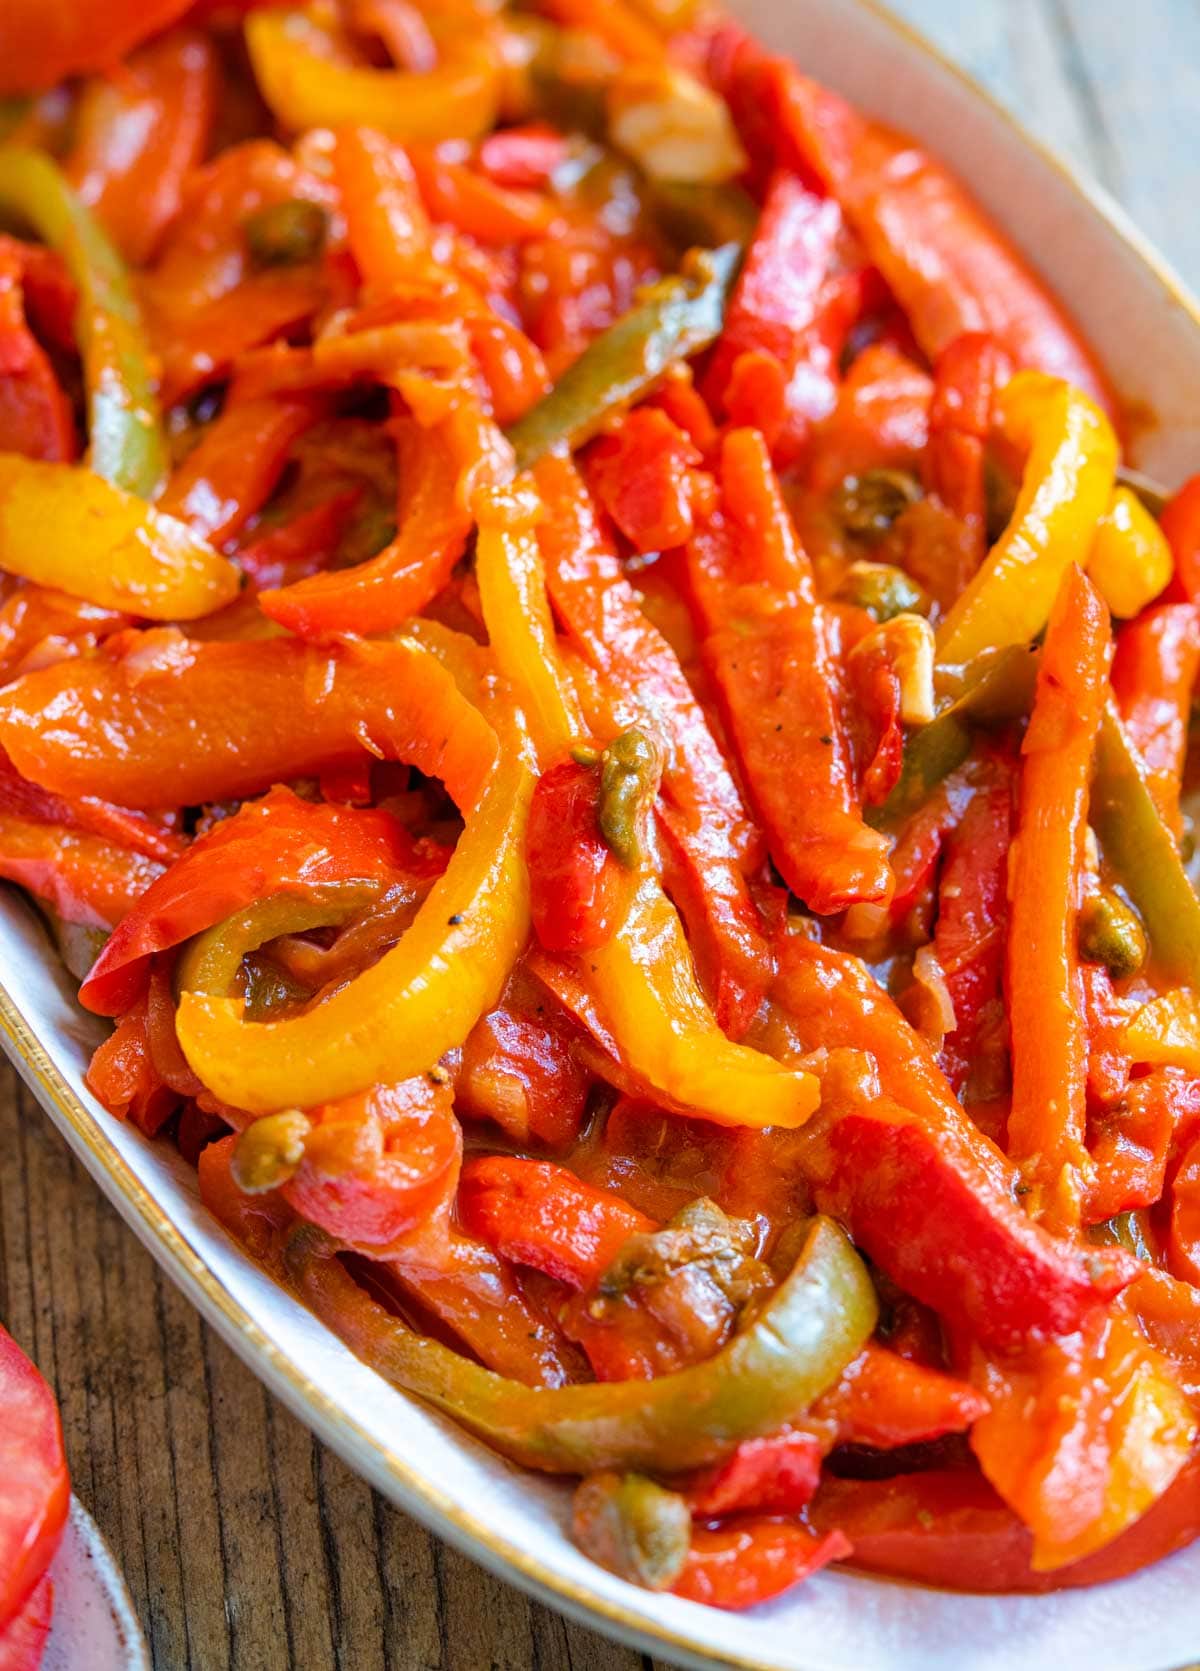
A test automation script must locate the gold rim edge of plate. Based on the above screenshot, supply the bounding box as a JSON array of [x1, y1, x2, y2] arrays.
[[3, 2, 1200, 1666]]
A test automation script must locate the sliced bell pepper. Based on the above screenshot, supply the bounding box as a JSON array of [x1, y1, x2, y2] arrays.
[[0, 633, 494, 812], [584, 407, 703, 555], [506, 243, 741, 471], [159, 396, 322, 549], [0, 814, 162, 931], [0, 240, 75, 463], [454, 968, 593, 1150], [407, 144, 557, 244], [0, 744, 182, 865], [1087, 486, 1174, 620], [671, 1522, 850, 1611], [0, 456, 240, 620], [1091, 702, 1200, 989], [804, 343, 931, 495], [1168, 1134, 1200, 1286], [80, 786, 429, 1016], [1122, 989, 1200, 1073], [284, 1212, 876, 1474], [459, 1157, 655, 1289], [526, 758, 627, 954], [245, 9, 499, 141], [1005, 567, 1111, 1223], [1160, 473, 1200, 603], [0, 0, 193, 94], [535, 454, 770, 1036], [772, 934, 1139, 1347], [65, 30, 216, 268], [86, 990, 178, 1135], [1085, 1067, 1195, 1225], [1110, 601, 1200, 835], [0, 1324, 69, 1637], [691, 428, 892, 913], [752, 63, 1114, 414], [936, 371, 1117, 666], [925, 331, 1009, 576], [0, 147, 167, 498]]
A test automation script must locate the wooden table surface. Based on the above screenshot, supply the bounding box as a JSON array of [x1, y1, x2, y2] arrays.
[[3, 4, 1198, 1668]]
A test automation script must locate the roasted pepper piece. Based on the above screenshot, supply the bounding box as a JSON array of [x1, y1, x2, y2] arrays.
[[1088, 486, 1174, 619], [526, 759, 626, 954], [936, 372, 1117, 666], [0, 238, 75, 463], [672, 1522, 850, 1611], [0, 147, 167, 497], [506, 244, 741, 470], [284, 1213, 877, 1474], [1005, 568, 1111, 1224], [159, 396, 322, 548], [0, 815, 162, 931], [0, 456, 240, 620], [0, 0, 193, 94], [1110, 601, 1200, 835]]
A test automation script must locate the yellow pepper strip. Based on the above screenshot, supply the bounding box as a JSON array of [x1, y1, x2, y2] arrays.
[[0, 455, 240, 620], [1086, 485, 1174, 619], [475, 519, 583, 766], [477, 490, 817, 1131], [1121, 989, 1200, 1073], [246, 8, 499, 141], [936, 371, 1117, 666]]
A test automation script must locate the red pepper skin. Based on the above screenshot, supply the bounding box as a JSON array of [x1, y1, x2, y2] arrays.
[[932, 763, 1014, 1096], [814, 1343, 988, 1450], [526, 760, 626, 954], [925, 332, 1010, 581], [844, 628, 903, 808], [0, 747, 183, 864], [159, 396, 322, 548], [1168, 1134, 1200, 1286], [85, 995, 178, 1136], [684, 1430, 827, 1519], [0, 1326, 69, 1638], [477, 125, 568, 190], [672, 1522, 850, 1611], [887, 784, 957, 930], [0, 816, 164, 931], [1081, 962, 1135, 1107], [535, 456, 771, 1036], [1111, 602, 1200, 833], [80, 786, 440, 1016], [702, 172, 854, 462], [1086, 1068, 1199, 1226], [810, 1452, 1200, 1593], [198, 1133, 295, 1261], [455, 969, 593, 1149], [775, 936, 1138, 1347], [283, 1077, 461, 1251], [0, 1573, 53, 1671], [585, 408, 702, 555], [0, 244, 75, 465], [805, 344, 932, 495], [234, 492, 360, 592], [458, 1157, 655, 1290], [693, 430, 891, 914], [1160, 475, 1200, 604]]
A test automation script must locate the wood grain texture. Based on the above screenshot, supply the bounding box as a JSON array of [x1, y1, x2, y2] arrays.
[[1, 3, 1196, 1667]]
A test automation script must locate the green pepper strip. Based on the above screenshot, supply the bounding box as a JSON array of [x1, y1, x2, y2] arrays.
[[869, 643, 1039, 830], [175, 886, 380, 1000], [1091, 701, 1200, 988], [649, 182, 760, 253], [284, 1213, 877, 1475], [505, 243, 742, 472], [0, 146, 167, 497]]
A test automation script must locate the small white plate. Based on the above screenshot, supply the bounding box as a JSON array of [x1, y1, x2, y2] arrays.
[[41, 1498, 148, 1671]]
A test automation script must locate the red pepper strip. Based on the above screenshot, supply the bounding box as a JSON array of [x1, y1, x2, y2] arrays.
[[259, 410, 486, 639], [1006, 568, 1112, 1224], [0, 584, 130, 689], [455, 968, 593, 1149], [683, 1430, 827, 1518], [283, 1078, 462, 1251], [0, 1326, 69, 1637], [0, 632, 494, 815], [233, 492, 361, 593], [774, 935, 1139, 1347], [0, 239, 78, 355], [1086, 1067, 1197, 1225], [85, 995, 178, 1136], [810, 1450, 1200, 1593], [477, 125, 568, 190], [535, 455, 771, 1036], [0, 815, 163, 930], [408, 145, 557, 243], [0, 1572, 53, 1671], [753, 64, 1114, 414], [932, 761, 1014, 1096], [1111, 601, 1200, 835], [1160, 474, 1200, 603], [458, 1157, 656, 1290], [887, 782, 956, 929], [585, 407, 704, 556], [1168, 1134, 1200, 1285], [526, 759, 626, 954], [693, 429, 892, 914], [968, 1310, 1195, 1570], [702, 171, 849, 461], [672, 1523, 850, 1611], [158, 396, 323, 548], [804, 343, 932, 495], [199, 1133, 295, 1259], [0, 243, 75, 463], [155, 270, 328, 409], [925, 332, 1010, 576], [1081, 962, 1135, 1107], [65, 30, 216, 267], [843, 627, 903, 808], [80, 786, 432, 1015], [0, 746, 183, 864]]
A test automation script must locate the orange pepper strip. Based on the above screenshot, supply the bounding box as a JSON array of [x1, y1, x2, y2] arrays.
[[691, 428, 891, 914], [330, 127, 433, 295], [539, 0, 664, 61], [65, 30, 216, 267], [408, 146, 558, 244], [159, 395, 323, 548], [0, 815, 163, 930], [0, 634, 494, 811], [1005, 566, 1112, 1223]]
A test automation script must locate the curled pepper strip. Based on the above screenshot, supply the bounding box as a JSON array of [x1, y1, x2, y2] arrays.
[[284, 1214, 877, 1475], [245, 9, 499, 142], [936, 371, 1117, 667], [0, 456, 240, 620], [0, 146, 167, 497]]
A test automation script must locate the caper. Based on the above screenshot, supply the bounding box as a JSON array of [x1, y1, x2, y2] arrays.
[[1078, 889, 1148, 980], [243, 199, 329, 267], [833, 469, 923, 543], [835, 560, 929, 623], [598, 727, 660, 867], [231, 1110, 312, 1194], [571, 1472, 691, 1591]]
